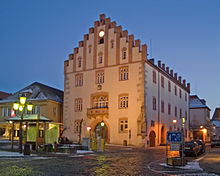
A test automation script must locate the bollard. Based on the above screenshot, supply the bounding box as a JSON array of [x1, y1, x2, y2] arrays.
[[91, 138, 97, 151], [101, 139, 105, 151], [54, 141, 57, 153]]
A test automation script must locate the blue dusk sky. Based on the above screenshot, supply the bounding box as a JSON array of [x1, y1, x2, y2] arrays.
[[0, 0, 219, 117]]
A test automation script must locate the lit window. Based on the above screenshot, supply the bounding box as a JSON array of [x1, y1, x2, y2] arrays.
[[119, 94, 128, 109], [92, 95, 108, 108], [75, 98, 82, 112], [96, 70, 104, 84], [119, 66, 129, 81], [119, 118, 128, 132], [75, 74, 83, 87]]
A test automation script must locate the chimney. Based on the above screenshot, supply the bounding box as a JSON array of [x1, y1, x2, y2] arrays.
[[174, 73, 177, 80], [187, 83, 190, 92], [74, 47, 78, 54], [79, 41, 84, 47], [149, 58, 154, 64], [178, 76, 182, 84], [158, 60, 161, 67], [135, 40, 140, 47], [100, 14, 106, 25], [162, 64, 165, 70], [89, 28, 94, 34], [84, 34, 89, 40], [166, 67, 169, 74], [170, 70, 173, 77], [183, 79, 186, 87], [111, 21, 116, 28], [122, 30, 128, 37]]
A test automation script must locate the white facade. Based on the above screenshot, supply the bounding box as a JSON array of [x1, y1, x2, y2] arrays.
[[189, 95, 211, 142], [63, 14, 190, 147]]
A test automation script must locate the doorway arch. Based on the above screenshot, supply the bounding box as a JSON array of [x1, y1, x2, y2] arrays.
[[149, 130, 156, 147], [90, 119, 110, 143]]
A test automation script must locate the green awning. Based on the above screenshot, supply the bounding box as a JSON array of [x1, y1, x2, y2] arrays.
[[6, 114, 52, 122]]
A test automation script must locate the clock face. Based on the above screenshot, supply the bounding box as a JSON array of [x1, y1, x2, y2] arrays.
[[99, 31, 105, 37]]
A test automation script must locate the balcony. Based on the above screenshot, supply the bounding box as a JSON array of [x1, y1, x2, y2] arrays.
[[87, 106, 109, 118]]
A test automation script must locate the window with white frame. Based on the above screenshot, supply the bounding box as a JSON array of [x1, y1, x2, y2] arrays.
[[74, 120, 81, 133], [119, 66, 129, 81], [75, 74, 83, 87], [75, 98, 82, 112], [119, 94, 128, 109], [96, 70, 104, 84], [119, 118, 128, 132]]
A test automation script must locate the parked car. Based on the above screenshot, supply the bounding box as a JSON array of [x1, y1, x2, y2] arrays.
[[191, 140, 206, 154], [211, 140, 220, 148], [180, 141, 200, 157]]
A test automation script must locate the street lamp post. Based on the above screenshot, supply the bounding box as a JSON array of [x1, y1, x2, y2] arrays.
[[13, 95, 33, 153]]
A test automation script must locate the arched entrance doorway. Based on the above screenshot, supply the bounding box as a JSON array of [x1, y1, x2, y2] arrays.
[[94, 122, 108, 143], [161, 126, 166, 145], [149, 131, 156, 147]]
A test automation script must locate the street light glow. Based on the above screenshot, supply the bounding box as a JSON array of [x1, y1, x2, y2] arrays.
[[173, 119, 177, 124], [20, 96, 26, 105], [13, 102, 19, 110], [19, 105, 24, 111]]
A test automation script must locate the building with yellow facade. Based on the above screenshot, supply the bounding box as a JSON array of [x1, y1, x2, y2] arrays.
[[0, 82, 63, 144], [63, 14, 190, 147]]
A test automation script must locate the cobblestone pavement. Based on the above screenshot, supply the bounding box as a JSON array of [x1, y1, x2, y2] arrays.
[[0, 146, 216, 176], [0, 142, 219, 176]]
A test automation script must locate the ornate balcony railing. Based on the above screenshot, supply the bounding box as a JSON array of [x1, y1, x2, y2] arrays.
[[87, 106, 109, 118]]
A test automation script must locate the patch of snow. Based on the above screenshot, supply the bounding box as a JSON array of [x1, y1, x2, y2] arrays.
[[76, 150, 95, 154], [160, 161, 203, 171]]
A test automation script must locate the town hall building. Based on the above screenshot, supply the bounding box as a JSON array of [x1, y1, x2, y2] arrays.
[[63, 14, 190, 147]]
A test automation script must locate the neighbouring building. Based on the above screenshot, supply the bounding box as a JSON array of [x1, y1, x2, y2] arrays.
[[212, 108, 220, 140], [0, 91, 11, 136], [0, 82, 63, 144], [189, 95, 211, 142], [0, 91, 11, 100], [63, 14, 190, 147]]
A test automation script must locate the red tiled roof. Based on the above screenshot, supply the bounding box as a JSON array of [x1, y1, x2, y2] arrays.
[[0, 91, 11, 100]]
